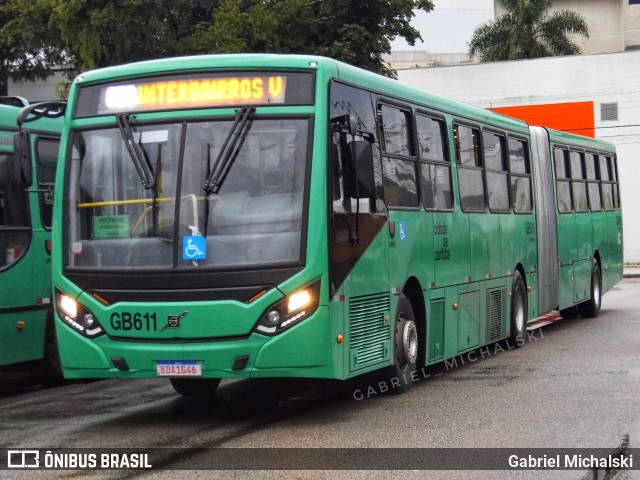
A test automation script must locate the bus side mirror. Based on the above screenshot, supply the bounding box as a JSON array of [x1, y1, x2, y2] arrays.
[[0, 155, 10, 189], [352, 141, 375, 199], [13, 130, 32, 187]]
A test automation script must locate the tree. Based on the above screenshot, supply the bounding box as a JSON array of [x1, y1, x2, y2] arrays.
[[1, 0, 222, 97], [189, 0, 435, 78], [2, 0, 433, 97], [46, 0, 221, 73], [0, 0, 63, 96], [468, 0, 588, 62]]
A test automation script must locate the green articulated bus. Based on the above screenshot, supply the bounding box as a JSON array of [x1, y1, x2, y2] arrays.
[[48, 55, 623, 396], [0, 97, 65, 383]]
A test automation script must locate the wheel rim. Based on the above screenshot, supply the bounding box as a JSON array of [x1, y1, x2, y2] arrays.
[[514, 290, 525, 332], [402, 319, 418, 366], [594, 275, 601, 309]]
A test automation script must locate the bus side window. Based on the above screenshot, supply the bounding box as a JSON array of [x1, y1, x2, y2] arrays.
[[585, 153, 601, 211], [332, 141, 342, 203], [611, 156, 620, 209], [554, 148, 572, 213], [570, 150, 588, 213], [332, 131, 374, 214], [36, 138, 59, 229], [417, 114, 452, 210], [455, 124, 485, 211], [508, 137, 532, 213], [483, 131, 509, 212], [0, 153, 30, 269], [331, 133, 347, 213], [378, 104, 419, 208], [598, 155, 613, 210], [329, 82, 383, 213]]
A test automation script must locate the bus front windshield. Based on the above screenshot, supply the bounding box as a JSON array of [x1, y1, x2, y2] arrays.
[[66, 117, 309, 271]]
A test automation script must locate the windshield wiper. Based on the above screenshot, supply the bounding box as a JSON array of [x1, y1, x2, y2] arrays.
[[151, 146, 162, 237], [203, 106, 254, 194], [117, 113, 156, 190]]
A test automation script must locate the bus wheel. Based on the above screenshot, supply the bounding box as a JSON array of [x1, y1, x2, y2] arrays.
[[388, 295, 418, 394], [579, 261, 602, 318], [509, 272, 527, 348], [36, 317, 65, 387], [170, 378, 221, 397]]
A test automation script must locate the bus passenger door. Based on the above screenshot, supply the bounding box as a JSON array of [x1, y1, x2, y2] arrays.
[[329, 128, 391, 376], [0, 137, 48, 366]]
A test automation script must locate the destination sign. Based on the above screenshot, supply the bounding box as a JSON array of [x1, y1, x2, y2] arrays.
[[74, 71, 314, 117]]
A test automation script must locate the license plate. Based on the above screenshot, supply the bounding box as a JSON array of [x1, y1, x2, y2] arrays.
[[156, 361, 202, 377]]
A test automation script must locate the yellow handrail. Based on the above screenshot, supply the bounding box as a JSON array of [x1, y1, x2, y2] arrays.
[[77, 195, 218, 209], [77, 198, 172, 208]]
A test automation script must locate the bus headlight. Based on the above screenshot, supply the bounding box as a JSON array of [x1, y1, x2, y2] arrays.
[[255, 279, 321, 335], [58, 294, 78, 319], [56, 289, 105, 338]]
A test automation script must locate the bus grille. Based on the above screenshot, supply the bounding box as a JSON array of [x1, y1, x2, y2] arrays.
[[488, 289, 504, 341], [349, 293, 391, 372]]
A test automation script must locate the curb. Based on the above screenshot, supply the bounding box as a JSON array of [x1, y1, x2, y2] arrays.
[[623, 267, 640, 278]]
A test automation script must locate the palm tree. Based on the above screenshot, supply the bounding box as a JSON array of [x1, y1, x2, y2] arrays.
[[469, 0, 589, 62]]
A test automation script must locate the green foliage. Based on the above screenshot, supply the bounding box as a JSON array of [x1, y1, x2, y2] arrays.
[[0, 0, 63, 95], [46, 0, 220, 72], [2, 0, 433, 96], [189, 0, 435, 78], [468, 0, 588, 62]]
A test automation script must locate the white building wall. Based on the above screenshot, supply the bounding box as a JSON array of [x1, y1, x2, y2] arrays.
[[7, 71, 67, 103], [398, 51, 640, 263], [554, 0, 624, 53], [624, 1, 640, 49], [494, 0, 640, 54]]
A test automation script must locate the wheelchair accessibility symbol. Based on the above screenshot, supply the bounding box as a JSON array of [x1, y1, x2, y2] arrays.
[[183, 236, 206, 260], [399, 221, 407, 242]]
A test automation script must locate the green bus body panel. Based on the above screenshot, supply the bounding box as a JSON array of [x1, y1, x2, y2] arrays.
[[0, 103, 61, 368], [58, 307, 335, 379], [0, 309, 47, 366], [548, 130, 622, 310], [428, 295, 445, 362], [457, 289, 480, 351], [51, 54, 622, 381], [78, 288, 286, 340], [337, 217, 391, 377]]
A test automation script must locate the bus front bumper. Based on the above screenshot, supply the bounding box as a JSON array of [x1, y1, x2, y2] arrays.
[[56, 306, 338, 380]]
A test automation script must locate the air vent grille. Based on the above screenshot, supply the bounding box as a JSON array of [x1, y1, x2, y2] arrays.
[[349, 293, 391, 371], [601, 103, 618, 121], [489, 289, 504, 341]]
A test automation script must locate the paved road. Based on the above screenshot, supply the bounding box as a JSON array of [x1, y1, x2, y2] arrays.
[[1, 279, 639, 479]]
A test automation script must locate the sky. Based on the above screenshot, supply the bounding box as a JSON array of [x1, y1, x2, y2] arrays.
[[391, 0, 495, 53]]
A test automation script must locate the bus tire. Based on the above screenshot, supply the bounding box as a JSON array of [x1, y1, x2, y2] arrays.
[[36, 316, 65, 387], [388, 295, 418, 394], [509, 272, 527, 348], [170, 378, 221, 397], [579, 261, 601, 318]]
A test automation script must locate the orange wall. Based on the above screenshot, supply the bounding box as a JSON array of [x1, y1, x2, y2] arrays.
[[491, 101, 595, 138]]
